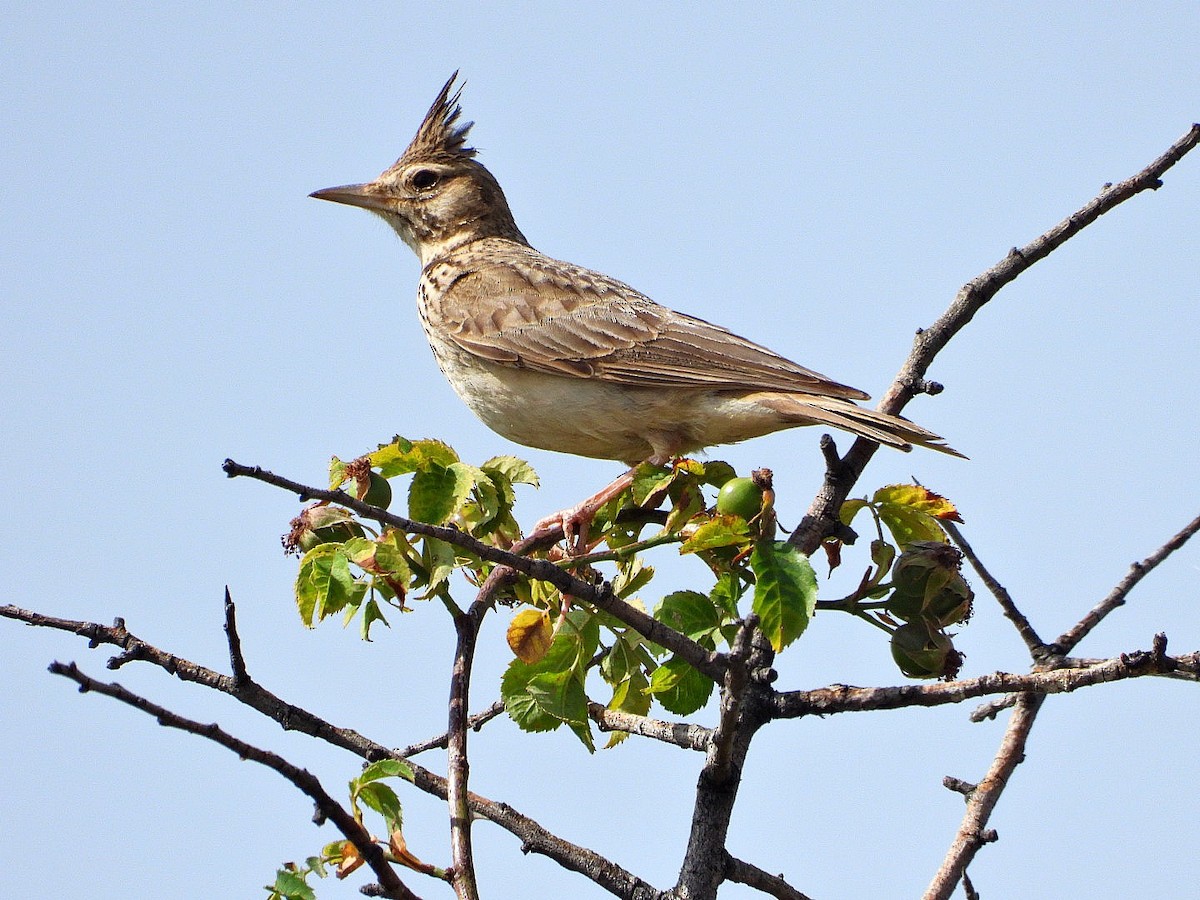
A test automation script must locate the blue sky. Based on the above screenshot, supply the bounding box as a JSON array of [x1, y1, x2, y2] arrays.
[[3, 5, 1198, 898]]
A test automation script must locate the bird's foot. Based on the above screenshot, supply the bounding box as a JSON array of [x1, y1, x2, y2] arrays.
[[531, 468, 638, 556]]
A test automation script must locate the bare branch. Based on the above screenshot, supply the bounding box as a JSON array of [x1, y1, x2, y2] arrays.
[[222, 459, 726, 682], [587, 703, 713, 752], [923, 694, 1042, 900], [942, 522, 1047, 658], [789, 124, 1200, 555], [8, 604, 661, 898], [774, 642, 1199, 718], [1054, 513, 1200, 654], [447, 607, 483, 900], [724, 853, 814, 900], [705, 615, 756, 782], [223, 588, 249, 685], [398, 701, 506, 758], [48, 662, 420, 900]]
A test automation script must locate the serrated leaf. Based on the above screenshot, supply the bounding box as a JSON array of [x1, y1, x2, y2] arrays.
[[630, 463, 675, 506], [612, 556, 655, 599], [648, 655, 714, 715], [419, 537, 457, 596], [370, 438, 458, 478], [295, 544, 365, 627], [873, 484, 963, 522], [680, 515, 751, 554], [710, 572, 745, 619], [271, 869, 315, 900], [481, 455, 540, 487], [408, 462, 474, 524], [506, 609, 554, 663], [356, 782, 403, 833], [528, 670, 594, 752], [655, 590, 720, 638], [358, 758, 412, 784], [751, 541, 818, 652]]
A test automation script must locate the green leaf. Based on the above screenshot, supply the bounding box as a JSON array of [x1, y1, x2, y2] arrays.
[[356, 782, 403, 832], [710, 572, 746, 619], [751, 541, 818, 652], [655, 590, 720, 638], [295, 544, 366, 627], [839, 497, 869, 527], [877, 503, 946, 547], [328, 456, 348, 490], [360, 598, 389, 640], [680, 515, 751, 554], [612, 556, 655, 599], [700, 460, 737, 488], [481, 455, 540, 487], [418, 537, 457, 596], [270, 869, 315, 900], [630, 463, 674, 506], [648, 654, 714, 715], [370, 437, 457, 478], [359, 758, 413, 784], [407, 462, 474, 524]]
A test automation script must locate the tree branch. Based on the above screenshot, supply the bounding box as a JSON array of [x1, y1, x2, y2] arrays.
[[788, 124, 1200, 555], [923, 693, 1042, 900], [48, 661, 420, 900], [587, 703, 713, 752], [774, 641, 1198, 718], [222, 459, 726, 682], [942, 522, 1047, 658], [5, 603, 662, 899], [1053, 513, 1200, 654], [397, 701, 507, 758], [724, 854, 814, 900]]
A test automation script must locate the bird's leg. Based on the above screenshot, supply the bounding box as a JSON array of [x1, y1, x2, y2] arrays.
[[530, 467, 638, 555]]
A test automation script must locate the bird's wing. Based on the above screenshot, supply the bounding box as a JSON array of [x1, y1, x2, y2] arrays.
[[432, 252, 870, 401]]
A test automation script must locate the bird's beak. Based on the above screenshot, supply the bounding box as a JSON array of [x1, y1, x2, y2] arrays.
[[309, 182, 394, 213]]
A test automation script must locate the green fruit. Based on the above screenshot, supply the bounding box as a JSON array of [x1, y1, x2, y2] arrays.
[[716, 477, 764, 519], [890, 621, 959, 679], [361, 471, 393, 509]]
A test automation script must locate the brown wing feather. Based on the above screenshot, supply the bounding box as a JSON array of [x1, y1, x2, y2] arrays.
[[435, 246, 869, 401]]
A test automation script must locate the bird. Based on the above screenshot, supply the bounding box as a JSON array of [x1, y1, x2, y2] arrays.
[[311, 73, 961, 547]]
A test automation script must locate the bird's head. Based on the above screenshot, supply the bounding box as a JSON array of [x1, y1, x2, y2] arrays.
[[311, 73, 525, 265]]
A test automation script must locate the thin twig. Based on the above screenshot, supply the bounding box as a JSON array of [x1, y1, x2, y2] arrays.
[[724, 853, 814, 900], [5, 605, 662, 898], [223, 588, 249, 684], [398, 702, 507, 758], [1054, 513, 1200, 654], [48, 661, 419, 900], [923, 694, 1042, 900], [789, 124, 1200, 555], [942, 522, 1047, 658], [587, 703, 713, 752]]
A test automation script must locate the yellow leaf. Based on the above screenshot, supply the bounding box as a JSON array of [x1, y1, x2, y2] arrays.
[[335, 841, 365, 880], [506, 609, 553, 663], [873, 484, 962, 522]]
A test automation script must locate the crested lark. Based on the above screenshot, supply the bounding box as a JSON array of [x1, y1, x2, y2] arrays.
[[312, 75, 960, 543]]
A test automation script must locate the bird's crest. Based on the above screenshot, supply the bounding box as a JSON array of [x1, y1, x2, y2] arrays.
[[399, 72, 477, 165]]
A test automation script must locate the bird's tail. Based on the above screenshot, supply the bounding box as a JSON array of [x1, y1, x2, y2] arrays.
[[762, 394, 966, 458]]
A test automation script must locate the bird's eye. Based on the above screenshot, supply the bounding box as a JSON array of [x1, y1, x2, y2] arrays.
[[411, 169, 439, 190]]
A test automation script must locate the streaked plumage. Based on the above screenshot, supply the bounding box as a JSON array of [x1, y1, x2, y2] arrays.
[[312, 74, 961, 467]]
